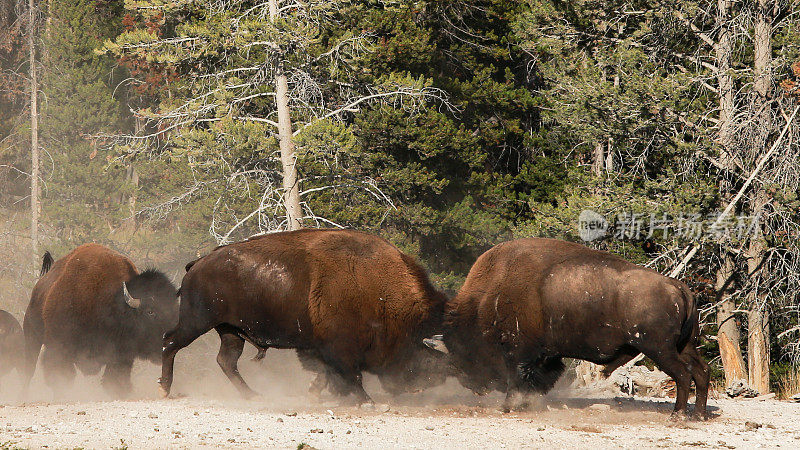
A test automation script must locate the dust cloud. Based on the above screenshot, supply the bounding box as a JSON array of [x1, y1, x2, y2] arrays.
[[5, 333, 799, 449], [0, 331, 491, 411]]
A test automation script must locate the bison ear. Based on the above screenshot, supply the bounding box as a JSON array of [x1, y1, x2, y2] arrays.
[[123, 282, 141, 309], [423, 335, 449, 354]]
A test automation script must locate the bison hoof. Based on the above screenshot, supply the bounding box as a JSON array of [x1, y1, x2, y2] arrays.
[[669, 411, 690, 422], [244, 392, 263, 401], [500, 403, 529, 414], [359, 401, 376, 411], [157, 383, 170, 399]]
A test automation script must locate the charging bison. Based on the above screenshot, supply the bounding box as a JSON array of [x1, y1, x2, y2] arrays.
[[425, 238, 709, 418], [0, 309, 23, 386], [159, 229, 449, 404], [23, 245, 178, 397]]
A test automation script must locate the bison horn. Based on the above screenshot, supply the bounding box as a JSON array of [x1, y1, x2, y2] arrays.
[[123, 282, 141, 309], [423, 335, 449, 354]]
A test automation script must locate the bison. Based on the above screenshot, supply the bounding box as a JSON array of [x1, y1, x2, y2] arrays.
[[23, 245, 178, 397], [0, 309, 23, 387], [425, 238, 709, 418], [158, 229, 449, 404]]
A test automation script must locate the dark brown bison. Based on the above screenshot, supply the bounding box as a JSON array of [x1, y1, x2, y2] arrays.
[[425, 238, 709, 418], [0, 309, 23, 387], [159, 229, 449, 404], [23, 245, 178, 397]]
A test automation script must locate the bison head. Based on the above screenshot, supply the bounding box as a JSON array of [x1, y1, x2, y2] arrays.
[[120, 269, 178, 361], [377, 345, 450, 395], [423, 334, 497, 396]]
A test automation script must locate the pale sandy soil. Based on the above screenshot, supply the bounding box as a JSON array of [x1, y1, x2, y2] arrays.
[[0, 341, 797, 449]]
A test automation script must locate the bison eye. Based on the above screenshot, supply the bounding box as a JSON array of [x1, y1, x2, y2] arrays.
[[147, 310, 156, 317]]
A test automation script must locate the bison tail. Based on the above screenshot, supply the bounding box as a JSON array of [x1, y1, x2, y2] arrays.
[[40, 251, 53, 276], [676, 283, 699, 353]]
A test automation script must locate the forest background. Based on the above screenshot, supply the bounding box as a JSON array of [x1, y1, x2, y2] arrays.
[[2, 0, 800, 396]]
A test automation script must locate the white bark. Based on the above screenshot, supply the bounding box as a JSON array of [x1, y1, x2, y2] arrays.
[[28, 0, 39, 267], [270, 0, 302, 230]]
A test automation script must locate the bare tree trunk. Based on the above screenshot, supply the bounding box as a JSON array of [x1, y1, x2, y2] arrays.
[[592, 142, 603, 177], [716, 255, 747, 386], [275, 73, 302, 231], [714, 0, 748, 388], [269, 0, 302, 231], [747, 303, 770, 394], [28, 0, 39, 267], [126, 164, 138, 216], [744, 197, 770, 394], [745, 0, 774, 394], [716, 0, 735, 160], [746, 232, 770, 394]]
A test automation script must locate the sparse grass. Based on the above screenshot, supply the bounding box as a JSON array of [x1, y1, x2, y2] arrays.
[[775, 367, 800, 400]]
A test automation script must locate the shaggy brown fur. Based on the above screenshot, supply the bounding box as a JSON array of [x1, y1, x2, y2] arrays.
[[23, 244, 177, 397], [440, 238, 709, 418], [159, 229, 449, 403]]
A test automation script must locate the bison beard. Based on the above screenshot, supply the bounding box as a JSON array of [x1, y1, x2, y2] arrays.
[[517, 357, 566, 394], [158, 229, 448, 404], [435, 238, 710, 419]]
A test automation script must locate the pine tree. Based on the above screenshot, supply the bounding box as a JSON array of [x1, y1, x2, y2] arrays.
[[41, 0, 130, 248]]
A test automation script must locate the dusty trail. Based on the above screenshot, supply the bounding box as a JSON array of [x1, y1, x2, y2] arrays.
[[1, 395, 797, 449], [0, 343, 797, 449]]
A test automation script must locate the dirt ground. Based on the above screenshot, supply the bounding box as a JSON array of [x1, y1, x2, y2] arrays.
[[0, 342, 798, 449]]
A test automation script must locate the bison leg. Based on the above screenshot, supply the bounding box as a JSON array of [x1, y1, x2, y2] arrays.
[[215, 328, 258, 399], [501, 386, 530, 413], [644, 349, 692, 418], [159, 324, 207, 398], [680, 345, 710, 419], [297, 349, 337, 397], [501, 354, 560, 413], [21, 315, 44, 397], [318, 351, 371, 405], [600, 351, 640, 378], [102, 358, 134, 398], [501, 356, 527, 413], [307, 372, 330, 397], [251, 346, 268, 362], [41, 344, 76, 399]]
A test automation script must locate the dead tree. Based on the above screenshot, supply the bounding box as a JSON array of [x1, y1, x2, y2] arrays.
[[714, 0, 748, 388], [103, 0, 451, 241], [27, 0, 38, 268]]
